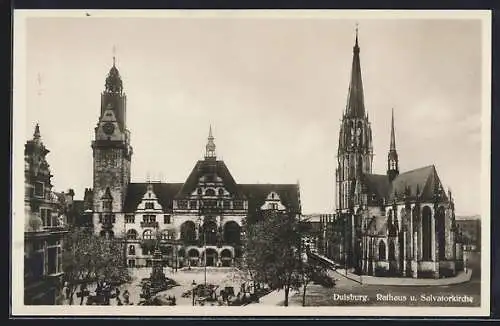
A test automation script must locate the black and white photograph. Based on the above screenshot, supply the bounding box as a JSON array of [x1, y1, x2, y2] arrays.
[[12, 10, 491, 317]]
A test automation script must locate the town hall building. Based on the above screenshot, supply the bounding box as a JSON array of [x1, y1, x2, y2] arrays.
[[85, 57, 302, 268], [335, 31, 464, 278]]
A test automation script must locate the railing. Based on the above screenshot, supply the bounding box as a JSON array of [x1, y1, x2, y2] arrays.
[[141, 221, 159, 228]]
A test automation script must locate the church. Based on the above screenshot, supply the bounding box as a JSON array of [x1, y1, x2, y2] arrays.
[[335, 31, 464, 278], [85, 58, 302, 268]]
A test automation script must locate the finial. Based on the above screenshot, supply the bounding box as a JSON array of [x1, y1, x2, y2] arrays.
[[355, 22, 359, 45], [112, 45, 116, 67], [33, 123, 41, 139], [209, 124, 213, 139]]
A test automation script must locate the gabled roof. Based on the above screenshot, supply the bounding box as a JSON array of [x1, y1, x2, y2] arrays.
[[360, 165, 448, 203], [238, 183, 301, 217], [124, 183, 183, 213], [175, 160, 244, 198], [388, 165, 448, 202]]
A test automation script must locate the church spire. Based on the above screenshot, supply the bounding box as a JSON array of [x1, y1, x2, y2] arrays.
[[387, 108, 399, 182], [345, 24, 365, 118], [390, 108, 396, 151], [205, 125, 216, 160]]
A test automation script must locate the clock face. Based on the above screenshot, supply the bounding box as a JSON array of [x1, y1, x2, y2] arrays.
[[103, 122, 115, 135]]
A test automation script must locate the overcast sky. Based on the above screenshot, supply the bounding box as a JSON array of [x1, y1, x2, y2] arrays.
[[20, 12, 485, 215]]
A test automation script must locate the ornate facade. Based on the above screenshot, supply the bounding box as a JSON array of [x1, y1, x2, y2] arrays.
[[335, 32, 463, 278], [24, 125, 71, 304], [88, 59, 302, 268]]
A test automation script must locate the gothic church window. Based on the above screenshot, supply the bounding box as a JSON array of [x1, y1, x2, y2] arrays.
[[378, 241, 386, 261]]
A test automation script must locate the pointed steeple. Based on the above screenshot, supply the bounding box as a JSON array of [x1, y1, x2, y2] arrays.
[[390, 108, 396, 151], [387, 108, 399, 182], [205, 125, 216, 160], [345, 24, 365, 118]]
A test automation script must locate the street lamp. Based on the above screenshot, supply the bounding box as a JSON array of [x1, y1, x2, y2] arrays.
[[192, 280, 197, 306]]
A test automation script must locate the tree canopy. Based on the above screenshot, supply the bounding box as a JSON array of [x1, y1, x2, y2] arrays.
[[62, 228, 131, 305]]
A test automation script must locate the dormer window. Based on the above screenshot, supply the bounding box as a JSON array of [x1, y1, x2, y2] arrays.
[[197, 188, 202, 195], [34, 182, 44, 198], [234, 200, 243, 210], [145, 202, 154, 210], [218, 188, 224, 196]]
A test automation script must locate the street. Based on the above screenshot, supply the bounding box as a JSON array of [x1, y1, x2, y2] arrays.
[[287, 252, 481, 307]]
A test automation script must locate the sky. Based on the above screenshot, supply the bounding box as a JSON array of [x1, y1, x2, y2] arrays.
[[19, 12, 486, 216]]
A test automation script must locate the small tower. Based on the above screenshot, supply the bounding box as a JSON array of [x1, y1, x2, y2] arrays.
[[205, 125, 216, 160], [387, 108, 399, 182]]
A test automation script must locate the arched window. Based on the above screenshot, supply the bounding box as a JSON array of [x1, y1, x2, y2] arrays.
[[205, 188, 216, 196], [127, 229, 138, 240], [388, 240, 395, 260], [197, 188, 203, 195], [218, 188, 224, 196], [378, 241, 386, 261], [143, 229, 153, 240], [422, 206, 432, 261], [128, 245, 135, 255], [436, 206, 446, 260]]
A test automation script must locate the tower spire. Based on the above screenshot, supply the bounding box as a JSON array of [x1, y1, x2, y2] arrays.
[[112, 45, 116, 67], [205, 125, 216, 160], [387, 108, 399, 182], [345, 24, 365, 118], [390, 108, 396, 151]]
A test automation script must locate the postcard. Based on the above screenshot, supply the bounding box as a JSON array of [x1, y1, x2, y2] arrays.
[[12, 9, 491, 317]]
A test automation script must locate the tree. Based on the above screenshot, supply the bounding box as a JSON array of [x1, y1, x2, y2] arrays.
[[244, 210, 303, 306], [62, 227, 131, 305], [299, 259, 328, 307]]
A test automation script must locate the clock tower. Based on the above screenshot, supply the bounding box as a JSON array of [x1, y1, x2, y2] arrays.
[[91, 57, 133, 237]]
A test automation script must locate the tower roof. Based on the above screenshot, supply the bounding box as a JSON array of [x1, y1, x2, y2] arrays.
[[104, 57, 123, 94], [205, 125, 216, 159], [345, 27, 366, 118]]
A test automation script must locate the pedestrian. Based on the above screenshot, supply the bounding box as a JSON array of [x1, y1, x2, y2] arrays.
[[79, 284, 87, 305], [123, 289, 130, 305]]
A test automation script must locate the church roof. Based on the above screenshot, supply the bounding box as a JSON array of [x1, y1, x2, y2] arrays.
[[124, 182, 183, 212], [175, 160, 244, 198], [388, 165, 447, 202], [361, 165, 448, 203], [362, 174, 390, 201]]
